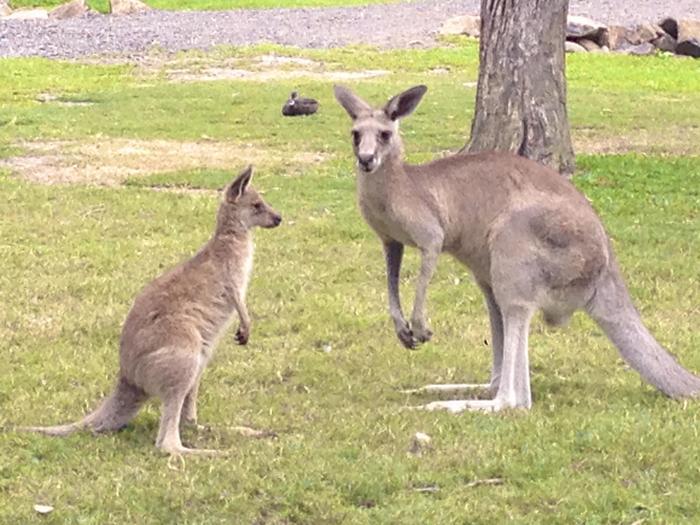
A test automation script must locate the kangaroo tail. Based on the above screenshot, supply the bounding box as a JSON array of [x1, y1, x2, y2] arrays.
[[18, 377, 147, 436], [587, 259, 700, 398]]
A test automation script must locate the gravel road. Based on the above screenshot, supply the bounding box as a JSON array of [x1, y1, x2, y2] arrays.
[[0, 0, 698, 59]]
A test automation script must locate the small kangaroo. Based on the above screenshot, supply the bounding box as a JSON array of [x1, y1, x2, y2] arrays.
[[20, 166, 282, 454], [334, 84, 700, 412]]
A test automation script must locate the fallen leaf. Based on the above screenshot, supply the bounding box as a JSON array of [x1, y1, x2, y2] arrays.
[[34, 504, 54, 514]]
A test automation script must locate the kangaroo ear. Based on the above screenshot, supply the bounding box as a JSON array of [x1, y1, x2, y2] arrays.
[[384, 85, 428, 121], [227, 165, 253, 202], [333, 84, 371, 120]]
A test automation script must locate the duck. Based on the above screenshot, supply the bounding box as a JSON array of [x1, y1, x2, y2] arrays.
[[282, 91, 319, 116]]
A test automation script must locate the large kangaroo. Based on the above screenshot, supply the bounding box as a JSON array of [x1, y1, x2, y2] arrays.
[[334, 84, 700, 412], [20, 166, 282, 453]]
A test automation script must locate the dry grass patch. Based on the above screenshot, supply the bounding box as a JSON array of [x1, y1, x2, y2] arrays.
[[0, 139, 327, 186], [168, 67, 389, 82], [122, 52, 389, 83], [573, 126, 700, 156]]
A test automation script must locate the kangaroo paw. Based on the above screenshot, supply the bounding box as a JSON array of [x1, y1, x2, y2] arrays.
[[412, 326, 433, 344], [396, 323, 418, 349]]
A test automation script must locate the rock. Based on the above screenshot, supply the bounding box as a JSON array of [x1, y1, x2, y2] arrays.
[[602, 22, 662, 51], [578, 38, 601, 52], [567, 15, 606, 42], [49, 0, 88, 19], [5, 8, 48, 19], [0, 0, 11, 17], [627, 22, 662, 45], [676, 41, 700, 58], [676, 19, 700, 58], [110, 0, 151, 15], [619, 41, 656, 56], [439, 15, 480, 38], [652, 33, 677, 53], [602, 25, 631, 50], [565, 40, 587, 53], [659, 17, 679, 39]]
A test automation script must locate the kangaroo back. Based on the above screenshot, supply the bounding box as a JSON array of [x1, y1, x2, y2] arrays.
[[20, 377, 147, 436], [587, 257, 700, 398]]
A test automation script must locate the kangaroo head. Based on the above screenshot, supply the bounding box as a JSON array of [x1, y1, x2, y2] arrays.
[[217, 166, 282, 235], [334, 84, 427, 174]]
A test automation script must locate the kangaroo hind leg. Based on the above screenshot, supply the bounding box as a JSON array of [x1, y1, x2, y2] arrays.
[[414, 305, 534, 413], [146, 347, 222, 457]]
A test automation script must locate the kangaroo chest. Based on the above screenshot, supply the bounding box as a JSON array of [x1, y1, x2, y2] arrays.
[[357, 174, 418, 247], [237, 238, 254, 300], [200, 239, 254, 352]]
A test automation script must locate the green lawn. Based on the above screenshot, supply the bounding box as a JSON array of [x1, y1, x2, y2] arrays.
[[9, 0, 390, 12], [0, 41, 699, 523]]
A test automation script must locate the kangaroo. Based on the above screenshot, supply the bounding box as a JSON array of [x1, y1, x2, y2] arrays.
[[19, 166, 282, 453], [334, 84, 700, 412]]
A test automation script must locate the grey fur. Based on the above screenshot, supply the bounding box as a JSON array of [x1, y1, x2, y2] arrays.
[[19, 166, 283, 452], [334, 84, 700, 412]]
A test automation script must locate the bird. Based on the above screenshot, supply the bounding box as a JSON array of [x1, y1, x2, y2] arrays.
[[282, 91, 319, 116]]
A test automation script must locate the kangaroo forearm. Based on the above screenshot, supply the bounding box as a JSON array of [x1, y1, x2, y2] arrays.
[[237, 306, 251, 329], [384, 241, 406, 322], [233, 294, 251, 329]]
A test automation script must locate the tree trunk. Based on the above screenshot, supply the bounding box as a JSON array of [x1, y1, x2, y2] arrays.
[[464, 0, 575, 177]]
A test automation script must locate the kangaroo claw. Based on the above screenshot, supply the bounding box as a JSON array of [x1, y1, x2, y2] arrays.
[[235, 326, 249, 345]]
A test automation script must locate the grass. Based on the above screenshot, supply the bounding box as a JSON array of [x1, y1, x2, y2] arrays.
[[9, 0, 391, 12], [1, 43, 699, 157], [0, 41, 699, 523]]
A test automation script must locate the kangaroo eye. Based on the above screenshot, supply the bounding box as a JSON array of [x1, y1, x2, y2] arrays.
[[254, 202, 263, 211], [352, 130, 361, 146], [380, 131, 392, 143]]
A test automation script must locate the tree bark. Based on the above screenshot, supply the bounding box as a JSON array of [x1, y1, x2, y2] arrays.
[[464, 0, 575, 177]]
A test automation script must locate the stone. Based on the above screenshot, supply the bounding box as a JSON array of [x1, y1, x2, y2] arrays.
[[49, 0, 88, 19], [652, 33, 677, 53], [567, 15, 606, 42], [602, 25, 631, 50], [565, 40, 587, 53], [659, 17, 679, 39], [578, 38, 601, 52], [676, 19, 700, 58], [110, 0, 151, 15], [676, 41, 700, 58], [627, 22, 662, 45], [619, 41, 656, 56], [5, 8, 48, 19], [439, 15, 480, 38], [676, 40, 700, 58]]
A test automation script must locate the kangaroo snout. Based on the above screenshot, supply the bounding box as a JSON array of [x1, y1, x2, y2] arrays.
[[358, 154, 377, 173], [268, 213, 283, 228]]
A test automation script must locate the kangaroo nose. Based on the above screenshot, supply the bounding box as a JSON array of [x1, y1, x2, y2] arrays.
[[358, 154, 374, 170], [273, 215, 282, 226]]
